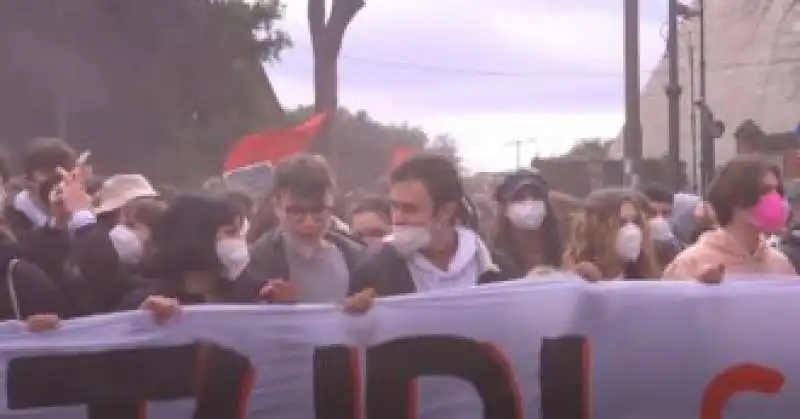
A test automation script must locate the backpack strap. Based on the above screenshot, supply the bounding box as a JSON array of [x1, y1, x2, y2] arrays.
[[6, 258, 20, 320]]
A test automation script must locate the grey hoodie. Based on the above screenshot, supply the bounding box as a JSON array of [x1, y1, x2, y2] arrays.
[[670, 193, 701, 245]]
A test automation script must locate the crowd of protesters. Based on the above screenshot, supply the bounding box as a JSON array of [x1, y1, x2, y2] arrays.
[[0, 136, 797, 332]]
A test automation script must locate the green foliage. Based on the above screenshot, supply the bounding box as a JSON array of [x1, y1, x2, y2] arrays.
[[427, 133, 466, 174], [285, 106, 461, 192], [560, 138, 613, 160], [206, 0, 291, 63], [0, 0, 289, 186]]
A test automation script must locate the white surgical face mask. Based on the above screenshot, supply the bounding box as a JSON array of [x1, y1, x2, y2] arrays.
[[109, 225, 144, 265], [505, 200, 546, 230], [648, 216, 674, 242], [385, 225, 432, 256], [615, 223, 643, 262], [216, 238, 250, 280]]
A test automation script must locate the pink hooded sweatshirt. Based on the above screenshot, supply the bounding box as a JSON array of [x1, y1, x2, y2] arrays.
[[663, 229, 796, 280]]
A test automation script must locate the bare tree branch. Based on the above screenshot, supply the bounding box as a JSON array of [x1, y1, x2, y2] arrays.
[[324, 0, 364, 57], [307, 0, 326, 51]]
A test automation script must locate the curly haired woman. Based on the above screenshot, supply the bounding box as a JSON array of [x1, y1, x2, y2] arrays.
[[563, 188, 662, 281]]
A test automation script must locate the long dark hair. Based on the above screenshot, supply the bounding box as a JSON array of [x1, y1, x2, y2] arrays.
[[151, 194, 239, 280]]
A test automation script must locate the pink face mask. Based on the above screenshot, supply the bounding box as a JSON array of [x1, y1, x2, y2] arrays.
[[750, 191, 788, 233]]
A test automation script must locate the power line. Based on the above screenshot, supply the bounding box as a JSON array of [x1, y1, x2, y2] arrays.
[[338, 53, 800, 77], [288, 43, 800, 79]]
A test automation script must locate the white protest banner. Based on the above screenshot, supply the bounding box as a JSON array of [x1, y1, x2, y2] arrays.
[[1, 278, 799, 419]]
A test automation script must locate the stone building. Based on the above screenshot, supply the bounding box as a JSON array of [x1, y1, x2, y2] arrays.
[[608, 0, 800, 187]]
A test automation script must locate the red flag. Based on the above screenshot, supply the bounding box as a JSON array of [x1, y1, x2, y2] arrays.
[[222, 112, 327, 173], [388, 146, 415, 172]]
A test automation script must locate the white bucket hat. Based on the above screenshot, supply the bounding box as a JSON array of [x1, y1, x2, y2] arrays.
[[93, 174, 158, 214]]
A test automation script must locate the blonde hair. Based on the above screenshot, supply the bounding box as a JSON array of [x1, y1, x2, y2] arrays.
[[563, 188, 661, 279]]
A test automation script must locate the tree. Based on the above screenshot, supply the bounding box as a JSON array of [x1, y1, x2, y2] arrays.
[[427, 134, 465, 174], [286, 106, 454, 192], [561, 138, 613, 160], [307, 0, 365, 162], [0, 0, 290, 186]]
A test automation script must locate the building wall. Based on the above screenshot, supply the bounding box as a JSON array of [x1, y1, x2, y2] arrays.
[[609, 0, 800, 190]]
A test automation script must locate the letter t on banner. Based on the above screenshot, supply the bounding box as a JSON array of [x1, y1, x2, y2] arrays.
[[540, 335, 591, 419]]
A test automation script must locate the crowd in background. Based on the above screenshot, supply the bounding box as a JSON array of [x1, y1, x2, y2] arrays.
[[0, 136, 798, 332]]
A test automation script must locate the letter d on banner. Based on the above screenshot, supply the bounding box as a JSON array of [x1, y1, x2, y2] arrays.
[[365, 335, 523, 419]]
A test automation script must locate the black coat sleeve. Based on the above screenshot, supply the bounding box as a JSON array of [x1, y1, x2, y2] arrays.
[[116, 283, 168, 312], [9, 260, 68, 319], [72, 229, 142, 314], [247, 232, 289, 284], [17, 226, 71, 285], [349, 244, 416, 297]]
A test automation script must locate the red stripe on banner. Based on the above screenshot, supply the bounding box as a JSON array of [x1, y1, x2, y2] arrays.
[[407, 379, 418, 419], [350, 347, 364, 419], [581, 339, 592, 419], [194, 344, 210, 394], [481, 342, 524, 419], [699, 363, 785, 419], [237, 368, 256, 419], [136, 401, 147, 419], [223, 112, 327, 173]]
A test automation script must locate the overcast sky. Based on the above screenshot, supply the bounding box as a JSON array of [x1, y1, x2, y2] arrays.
[[268, 0, 669, 172]]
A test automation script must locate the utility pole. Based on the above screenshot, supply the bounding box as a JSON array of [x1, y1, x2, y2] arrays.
[[666, 1, 701, 192], [623, 0, 642, 188], [505, 139, 537, 169], [55, 0, 73, 143], [666, 0, 681, 192], [55, 0, 67, 141], [698, 0, 714, 193], [688, 40, 698, 192]]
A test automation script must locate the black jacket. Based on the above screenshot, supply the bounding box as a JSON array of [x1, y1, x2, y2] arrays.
[[117, 270, 265, 311], [349, 244, 507, 297], [68, 222, 152, 315], [0, 243, 67, 320], [491, 249, 528, 279], [248, 228, 365, 287], [781, 229, 800, 274]]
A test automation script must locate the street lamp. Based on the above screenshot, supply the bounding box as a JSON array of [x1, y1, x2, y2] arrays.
[[505, 139, 537, 169], [623, 0, 642, 188], [665, 0, 700, 192]]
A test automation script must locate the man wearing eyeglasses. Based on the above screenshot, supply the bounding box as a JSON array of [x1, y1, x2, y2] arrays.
[[248, 154, 365, 304]]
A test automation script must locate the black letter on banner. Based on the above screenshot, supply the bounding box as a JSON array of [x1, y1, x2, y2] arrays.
[[6, 342, 254, 419], [365, 335, 522, 419], [313, 345, 360, 419], [540, 335, 590, 419]]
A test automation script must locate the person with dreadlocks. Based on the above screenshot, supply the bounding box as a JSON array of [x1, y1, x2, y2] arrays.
[[346, 153, 506, 308]]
